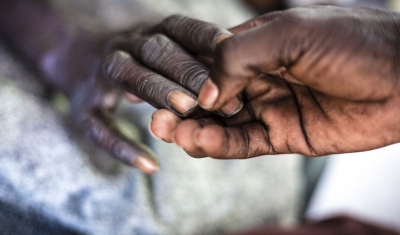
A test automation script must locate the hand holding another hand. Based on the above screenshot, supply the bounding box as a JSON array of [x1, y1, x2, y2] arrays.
[[42, 17, 231, 172], [151, 6, 400, 159]]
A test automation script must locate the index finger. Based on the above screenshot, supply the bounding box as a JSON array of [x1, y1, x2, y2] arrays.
[[161, 15, 232, 56]]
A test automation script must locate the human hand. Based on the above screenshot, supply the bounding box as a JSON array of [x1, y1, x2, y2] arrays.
[[150, 6, 400, 159], [41, 20, 230, 172]]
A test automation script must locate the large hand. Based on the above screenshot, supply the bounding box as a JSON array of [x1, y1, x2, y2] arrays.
[[151, 6, 400, 159]]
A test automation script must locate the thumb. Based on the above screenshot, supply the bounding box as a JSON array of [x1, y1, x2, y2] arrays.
[[199, 17, 297, 110]]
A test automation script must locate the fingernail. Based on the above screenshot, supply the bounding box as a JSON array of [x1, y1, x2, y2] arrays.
[[216, 33, 232, 44], [198, 79, 218, 110], [133, 155, 160, 174], [219, 97, 243, 117], [193, 128, 202, 148], [168, 91, 197, 115]]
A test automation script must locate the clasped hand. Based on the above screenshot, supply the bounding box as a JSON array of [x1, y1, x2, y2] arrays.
[[48, 6, 400, 172], [150, 6, 400, 160], [43, 15, 233, 173]]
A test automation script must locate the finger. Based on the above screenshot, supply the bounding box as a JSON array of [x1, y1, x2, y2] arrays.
[[131, 35, 243, 117], [161, 15, 232, 56], [198, 17, 296, 110], [80, 109, 159, 173], [173, 119, 207, 158], [151, 110, 222, 158], [193, 123, 278, 159], [130, 34, 208, 95], [196, 54, 214, 67], [125, 92, 142, 103], [150, 109, 181, 143], [104, 51, 198, 116], [228, 11, 282, 34], [217, 73, 295, 126]]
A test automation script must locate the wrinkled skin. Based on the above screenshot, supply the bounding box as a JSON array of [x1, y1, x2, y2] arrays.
[[62, 19, 236, 172], [0, 0, 233, 172], [1, 2, 399, 233], [43, 23, 218, 172], [151, 6, 400, 159]]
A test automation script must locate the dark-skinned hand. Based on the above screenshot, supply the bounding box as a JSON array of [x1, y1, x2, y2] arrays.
[[40, 18, 235, 173], [0, 0, 236, 172], [150, 6, 400, 159]]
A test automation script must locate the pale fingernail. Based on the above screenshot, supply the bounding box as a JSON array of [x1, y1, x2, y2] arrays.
[[220, 97, 243, 117], [216, 33, 232, 44], [133, 155, 160, 174], [168, 91, 197, 115], [198, 79, 218, 110]]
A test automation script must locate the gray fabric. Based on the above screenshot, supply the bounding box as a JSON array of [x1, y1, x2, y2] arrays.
[[0, 1, 304, 234]]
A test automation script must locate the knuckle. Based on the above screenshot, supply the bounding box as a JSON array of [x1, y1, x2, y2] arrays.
[[162, 14, 186, 30], [163, 14, 185, 24], [180, 65, 208, 93], [137, 34, 171, 62], [134, 74, 166, 101], [104, 51, 132, 83], [77, 111, 126, 160]]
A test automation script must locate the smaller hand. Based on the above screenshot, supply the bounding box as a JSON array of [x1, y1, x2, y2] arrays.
[[42, 19, 230, 172]]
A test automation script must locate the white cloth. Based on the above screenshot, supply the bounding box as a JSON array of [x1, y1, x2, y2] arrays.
[[306, 145, 400, 231]]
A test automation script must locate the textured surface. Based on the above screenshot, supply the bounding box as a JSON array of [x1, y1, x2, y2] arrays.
[[0, 1, 303, 234]]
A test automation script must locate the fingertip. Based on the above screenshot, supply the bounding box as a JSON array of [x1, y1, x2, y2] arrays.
[[173, 122, 208, 158], [194, 125, 228, 158], [198, 79, 219, 110], [133, 155, 160, 174], [150, 109, 181, 142], [148, 121, 161, 140], [174, 120, 201, 149]]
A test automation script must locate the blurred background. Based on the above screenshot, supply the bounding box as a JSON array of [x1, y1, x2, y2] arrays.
[[0, 0, 399, 234]]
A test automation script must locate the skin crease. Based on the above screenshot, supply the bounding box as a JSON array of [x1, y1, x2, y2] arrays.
[[150, 9, 400, 233], [150, 6, 400, 159], [0, 0, 232, 173], [0, 1, 398, 233]]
